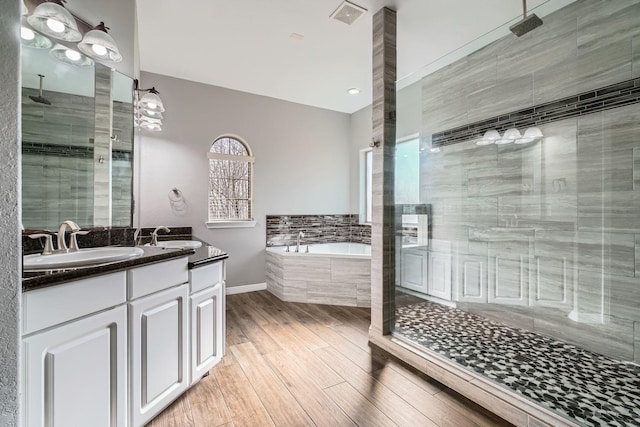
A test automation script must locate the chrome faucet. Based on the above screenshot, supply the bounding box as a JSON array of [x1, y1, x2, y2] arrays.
[[151, 226, 170, 246], [295, 231, 305, 253], [56, 220, 81, 253]]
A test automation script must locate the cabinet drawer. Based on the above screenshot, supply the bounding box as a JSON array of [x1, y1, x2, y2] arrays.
[[128, 257, 188, 300], [23, 271, 127, 335], [189, 261, 224, 294]]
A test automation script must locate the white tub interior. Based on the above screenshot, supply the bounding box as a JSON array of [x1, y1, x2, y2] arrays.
[[267, 242, 371, 258]]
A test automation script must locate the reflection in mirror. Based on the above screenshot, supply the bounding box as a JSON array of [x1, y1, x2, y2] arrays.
[[21, 43, 134, 230], [111, 72, 134, 226], [21, 46, 96, 230]]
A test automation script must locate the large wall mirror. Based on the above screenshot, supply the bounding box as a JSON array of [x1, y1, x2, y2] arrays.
[[21, 43, 134, 230]]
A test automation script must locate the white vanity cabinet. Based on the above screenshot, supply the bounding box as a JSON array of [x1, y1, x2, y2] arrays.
[[22, 272, 128, 427], [22, 254, 227, 427], [128, 258, 189, 427], [189, 261, 225, 385]]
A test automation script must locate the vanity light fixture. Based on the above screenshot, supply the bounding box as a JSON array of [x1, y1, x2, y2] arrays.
[[135, 80, 165, 131], [27, 0, 81, 42], [476, 129, 501, 145], [496, 127, 521, 145], [347, 87, 361, 95], [516, 126, 543, 144], [49, 44, 94, 67], [78, 22, 122, 63]]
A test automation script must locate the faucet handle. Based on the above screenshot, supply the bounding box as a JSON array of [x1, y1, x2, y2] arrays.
[[69, 231, 89, 252], [28, 233, 55, 255]]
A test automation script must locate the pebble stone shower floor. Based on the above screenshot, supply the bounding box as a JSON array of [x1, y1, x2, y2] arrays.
[[395, 301, 640, 427]]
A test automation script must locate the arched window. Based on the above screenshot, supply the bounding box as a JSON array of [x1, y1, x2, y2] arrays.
[[207, 136, 254, 226]]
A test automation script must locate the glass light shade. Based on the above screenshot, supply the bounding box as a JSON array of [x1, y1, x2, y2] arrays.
[[136, 115, 162, 125], [50, 44, 94, 67], [139, 120, 162, 131], [137, 107, 163, 120], [516, 126, 544, 144], [22, 0, 28, 15], [138, 91, 165, 113], [503, 128, 522, 140], [78, 27, 123, 62], [27, 2, 81, 41], [21, 28, 52, 49], [476, 129, 500, 145]]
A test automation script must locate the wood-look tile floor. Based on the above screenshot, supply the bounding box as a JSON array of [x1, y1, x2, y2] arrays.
[[148, 291, 512, 427]]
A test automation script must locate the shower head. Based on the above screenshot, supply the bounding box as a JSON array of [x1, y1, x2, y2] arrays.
[[29, 74, 51, 105], [510, 0, 543, 37]]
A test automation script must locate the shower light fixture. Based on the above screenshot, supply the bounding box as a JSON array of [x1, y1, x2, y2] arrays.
[[78, 22, 122, 63], [516, 126, 543, 144], [50, 44, 94, 67], [27, 1, 82, 42]]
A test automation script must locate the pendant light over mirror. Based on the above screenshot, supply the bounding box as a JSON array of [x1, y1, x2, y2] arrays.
[[27, 1, 82, 42], [78, 22, 122, 63]]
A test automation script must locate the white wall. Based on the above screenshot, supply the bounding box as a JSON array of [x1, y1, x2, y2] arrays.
[[138, 72, 352, 287], [0, 0, 22, 424]]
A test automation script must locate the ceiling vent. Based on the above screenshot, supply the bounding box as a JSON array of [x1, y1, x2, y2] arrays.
[[330, 1, 367, 25]]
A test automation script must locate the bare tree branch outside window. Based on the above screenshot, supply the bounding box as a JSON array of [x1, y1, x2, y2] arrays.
[[208, 137, 253, 221]]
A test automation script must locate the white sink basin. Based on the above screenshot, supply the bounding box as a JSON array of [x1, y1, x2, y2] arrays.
[[145, 240, 202, 249], [24, 247, 144, 271]]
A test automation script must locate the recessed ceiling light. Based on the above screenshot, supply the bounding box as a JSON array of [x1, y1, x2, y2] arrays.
[[289, 33, 304, 41], [347, 87, 360, 95]]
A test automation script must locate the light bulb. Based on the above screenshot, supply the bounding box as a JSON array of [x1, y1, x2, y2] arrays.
[[46, 18, 65, 33], [147, 102, 157, 110], [65, 49, 81, 61], [21, 27, 35, 40], [91, 44, 107, 56], [347, 87, 361, 95]]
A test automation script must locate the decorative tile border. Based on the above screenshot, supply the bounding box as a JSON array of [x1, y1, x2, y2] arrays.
[[266, 214, 371, 246], [395, 300, 640, 427], [23, 141, 132, 161], [432, 77, 640, 147]]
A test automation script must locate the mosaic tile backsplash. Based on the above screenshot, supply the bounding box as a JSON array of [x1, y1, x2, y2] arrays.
[[266, 214, 371, 246], [395, 300, 640, 427]]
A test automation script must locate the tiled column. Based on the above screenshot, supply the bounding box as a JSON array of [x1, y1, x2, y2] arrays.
[[370, 7, 397, 336], [93, 67, 113, 225]]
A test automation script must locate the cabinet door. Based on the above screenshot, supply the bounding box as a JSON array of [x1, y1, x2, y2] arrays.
[[129, 284, 189, 427], [190, 281, 224, 384], [399, 246, 429, 294], [23, 305, 127, 427], [428, 252, 452, 300]]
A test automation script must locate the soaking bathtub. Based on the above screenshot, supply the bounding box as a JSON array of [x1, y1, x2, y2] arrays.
[[265, 242, 371, 307]]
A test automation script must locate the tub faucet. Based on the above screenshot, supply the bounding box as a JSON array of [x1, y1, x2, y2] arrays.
[[296, 231, 305, 253], [151, 226, 170, 246], [56, 220, 81, 253]]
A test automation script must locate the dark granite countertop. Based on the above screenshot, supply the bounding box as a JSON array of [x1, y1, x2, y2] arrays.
[[22, 237, 228, 292]]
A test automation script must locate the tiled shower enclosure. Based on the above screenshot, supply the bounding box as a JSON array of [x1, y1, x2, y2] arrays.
[[392, 0, 640, 425]]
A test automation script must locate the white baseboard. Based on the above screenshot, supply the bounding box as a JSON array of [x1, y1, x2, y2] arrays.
[[226, 282, 267, 295]]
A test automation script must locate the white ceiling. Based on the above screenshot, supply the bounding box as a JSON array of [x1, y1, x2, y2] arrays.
[[136, 0, 573, 114]]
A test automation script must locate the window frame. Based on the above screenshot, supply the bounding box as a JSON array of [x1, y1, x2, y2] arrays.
[[206, 135, 256, 229]]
